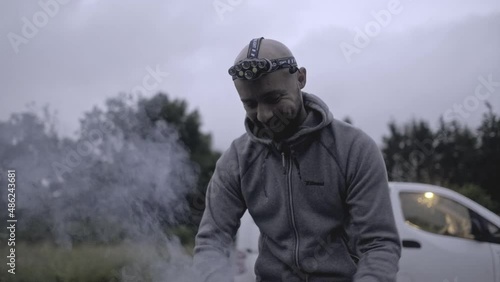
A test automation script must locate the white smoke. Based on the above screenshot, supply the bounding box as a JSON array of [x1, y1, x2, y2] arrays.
[[0, 97, 213, 281]]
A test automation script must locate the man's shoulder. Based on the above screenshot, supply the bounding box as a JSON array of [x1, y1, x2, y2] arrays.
[[228, 132, 254, 154], [217, 133, 266, 170], [325, 118, 376, 149]]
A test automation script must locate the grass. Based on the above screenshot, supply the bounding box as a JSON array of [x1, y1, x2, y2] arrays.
[[0, 241, 192, 282]]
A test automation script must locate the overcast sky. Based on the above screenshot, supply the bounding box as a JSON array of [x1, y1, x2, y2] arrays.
[[1, 0, 500, 151]]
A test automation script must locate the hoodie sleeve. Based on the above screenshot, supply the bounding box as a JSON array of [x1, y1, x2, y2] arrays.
[[193, 143, 247, 282], [345, 133, 402, 282]]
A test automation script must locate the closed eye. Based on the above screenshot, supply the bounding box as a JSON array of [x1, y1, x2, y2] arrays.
[[265, 95, 281, 104]]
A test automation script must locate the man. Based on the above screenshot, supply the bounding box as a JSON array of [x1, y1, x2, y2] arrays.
[[194, 37, 401, 282]]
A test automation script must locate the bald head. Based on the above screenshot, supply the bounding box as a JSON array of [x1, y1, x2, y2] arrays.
[[234, 38, 294, 64], [232, 38, 308, 141]]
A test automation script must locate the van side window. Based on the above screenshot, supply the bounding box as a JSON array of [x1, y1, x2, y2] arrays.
[[486, 221, 500, 243], [486, 221, 499, 235], [399, 192, 475, 240]]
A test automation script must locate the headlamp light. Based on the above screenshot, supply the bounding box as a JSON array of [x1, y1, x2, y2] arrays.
[[228, 37, 299, 81], [228, 67, 237, 76], [229, 57, 298, 81], [244, 70, 254, 80], [241, 61, 250, 69]]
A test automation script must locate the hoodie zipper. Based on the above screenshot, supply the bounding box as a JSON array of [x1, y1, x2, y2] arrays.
[[282, 151, 301, 273]]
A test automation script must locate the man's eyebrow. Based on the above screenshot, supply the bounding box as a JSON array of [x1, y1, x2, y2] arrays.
[[241, 98, 255, 103], [261, 89, 287, 98]]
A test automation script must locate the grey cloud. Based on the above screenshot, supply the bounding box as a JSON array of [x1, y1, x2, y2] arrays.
[[292, 13, 500, 145], [1, 1, 499, 151]]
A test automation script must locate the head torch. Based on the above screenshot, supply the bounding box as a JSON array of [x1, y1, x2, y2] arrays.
[[228, 37, 299, 81]]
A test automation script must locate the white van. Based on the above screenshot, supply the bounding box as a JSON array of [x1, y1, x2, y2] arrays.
[[234, 182, 500, 282]]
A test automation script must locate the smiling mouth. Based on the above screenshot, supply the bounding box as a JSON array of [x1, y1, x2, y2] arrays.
[[264, 120, 288, 133], [250, 113, 293, 134]]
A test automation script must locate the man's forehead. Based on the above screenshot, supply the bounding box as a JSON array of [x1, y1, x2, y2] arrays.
[[239, 89, 288, 101], [236, 69, 291, 94]]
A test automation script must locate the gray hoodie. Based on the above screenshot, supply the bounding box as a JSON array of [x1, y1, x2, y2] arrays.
[[193, 92, 401, 282]]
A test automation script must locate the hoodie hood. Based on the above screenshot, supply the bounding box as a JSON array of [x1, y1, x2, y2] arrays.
[[244, 91, 334, 147]]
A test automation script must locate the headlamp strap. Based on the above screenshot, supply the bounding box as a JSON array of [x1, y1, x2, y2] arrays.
[[228, 37, 298, 80], [247, 37, 264, 59]]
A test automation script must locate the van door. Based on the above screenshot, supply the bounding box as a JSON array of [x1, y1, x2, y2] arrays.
[[393, 191, 495, 282], [489, 240, 500, 282], [483, 219, 500, 282]]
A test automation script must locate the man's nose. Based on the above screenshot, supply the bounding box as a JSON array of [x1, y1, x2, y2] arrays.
[[257, 105, 273, 125]]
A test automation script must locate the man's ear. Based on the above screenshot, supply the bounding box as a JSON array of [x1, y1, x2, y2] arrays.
[[297, 67, 307, 89]]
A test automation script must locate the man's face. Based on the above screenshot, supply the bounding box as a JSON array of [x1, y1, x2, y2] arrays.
[[234, 68, 307, 140]]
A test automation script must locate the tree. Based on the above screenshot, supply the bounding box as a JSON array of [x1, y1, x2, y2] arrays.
[[381, 109, 500, 214], [138, 93, 221, 231], [382, 119, 436, 183], [0, 109, 66, 243], [434, 119, 477, 187], [475, 103, 500, 203], [0, 97, 205, 280], [0, 94, 211, 246]]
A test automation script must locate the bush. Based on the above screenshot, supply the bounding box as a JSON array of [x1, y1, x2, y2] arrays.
[[0, 242, 172, 282], [453, 183, 500, 214]]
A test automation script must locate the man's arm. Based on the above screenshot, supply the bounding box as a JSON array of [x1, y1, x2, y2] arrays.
[[345, 133, 402, 282], [193, 144, 247, 282]]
